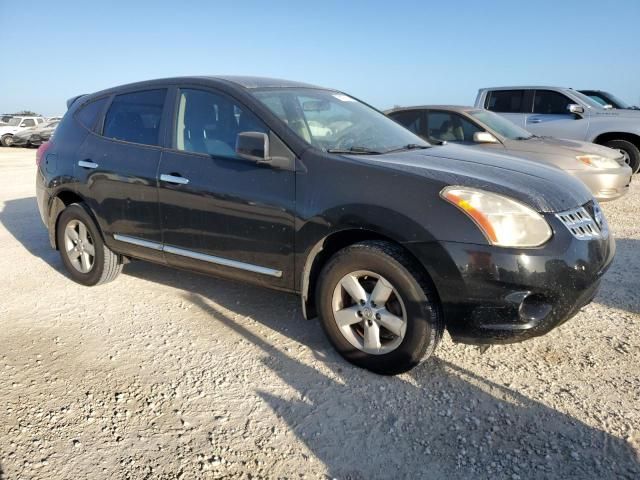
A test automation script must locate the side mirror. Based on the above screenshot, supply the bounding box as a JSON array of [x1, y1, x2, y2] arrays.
[[603, 104, 613, 110], [236, 131, 269, 162], [568, 104, 584, 115], [473, 131, 499, 144], [235, 131, 291, 169]]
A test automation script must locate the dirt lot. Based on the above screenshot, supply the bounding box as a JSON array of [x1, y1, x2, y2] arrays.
[[0, 147, 638, 479]]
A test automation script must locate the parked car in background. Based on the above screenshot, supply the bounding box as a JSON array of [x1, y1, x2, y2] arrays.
[[11, 120, 59, 147], [36, 76, 614, 375], [475, 86, 640, 173], [46, 116, 63, 122], [386, 106, 632, 202], [578, 90, 639, 110], [0, 116, 46, 146]]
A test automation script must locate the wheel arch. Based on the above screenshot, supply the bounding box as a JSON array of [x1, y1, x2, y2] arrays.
[[48, 189, 99, 250], [592, 131, 640, 149], [300, 228, 438, 320]]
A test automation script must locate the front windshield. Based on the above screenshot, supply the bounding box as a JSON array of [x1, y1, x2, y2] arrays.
[[571, 90, 608, 109], [6, 117, 21, 126], [598, 91, 630, 109], [468, 110, 533, 140], [252, 88, 429, 153]]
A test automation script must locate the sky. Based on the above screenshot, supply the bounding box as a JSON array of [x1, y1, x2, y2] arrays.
[[1, 0, 639, 116]]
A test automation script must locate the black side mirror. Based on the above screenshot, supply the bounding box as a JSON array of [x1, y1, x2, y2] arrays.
[[236, 131, 269, 162], [235, 131, 291, 169]]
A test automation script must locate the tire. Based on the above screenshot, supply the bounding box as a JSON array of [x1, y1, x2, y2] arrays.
[[604, 139, 640, 174], [316, 240, 443, 375], [56, 203, 123, 286], [1, 134, 14, 147]]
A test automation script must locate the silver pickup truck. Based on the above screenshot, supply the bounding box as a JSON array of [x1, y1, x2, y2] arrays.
[[475, 86, 640, 173]]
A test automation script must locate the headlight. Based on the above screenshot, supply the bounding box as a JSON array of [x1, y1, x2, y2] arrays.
[[441, 186, 552, 247], [576, 154, 620, 169]]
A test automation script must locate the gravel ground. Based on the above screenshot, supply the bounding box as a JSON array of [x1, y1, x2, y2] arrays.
[[0, 148, 638, 479]]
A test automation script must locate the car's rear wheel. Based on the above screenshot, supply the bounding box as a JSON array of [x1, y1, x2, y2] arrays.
[[1, 134, 14, 147], [604, 139, 640, 173], [317, 240, 443, 375], [56, 204, 123, 286]]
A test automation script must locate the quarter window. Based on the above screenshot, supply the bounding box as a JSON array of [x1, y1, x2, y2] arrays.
[[533, 90, 574, 114], [75, 97, 109, 131], [103, 89, 166, 146], [175, 89, 267, 158], [427, 112, 482, 143], [486, 90, 525, 113]]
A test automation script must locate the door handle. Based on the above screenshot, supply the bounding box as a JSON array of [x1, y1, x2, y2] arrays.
[[78, 160, 99, 169], [528, 118, 542, 124], [160, 173, 190, 185]]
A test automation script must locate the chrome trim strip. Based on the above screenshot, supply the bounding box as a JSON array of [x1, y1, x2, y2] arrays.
[[113, 234, 282, 278], [113, 234, 164, 250], [163, 245, 282, 278]]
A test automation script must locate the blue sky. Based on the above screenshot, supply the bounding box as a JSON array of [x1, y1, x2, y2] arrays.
[[1, 0, 639, 115]]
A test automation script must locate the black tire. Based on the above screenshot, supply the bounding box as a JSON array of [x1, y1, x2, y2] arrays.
[[316, 240, 443, 375], [56, 203, 123, 286], [1, 134, 14, 147], [604, 139, 640, 174]]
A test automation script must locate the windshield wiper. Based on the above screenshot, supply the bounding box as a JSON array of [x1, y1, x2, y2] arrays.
[[382, 143, 431, 154], [327, 146, 383, 155]]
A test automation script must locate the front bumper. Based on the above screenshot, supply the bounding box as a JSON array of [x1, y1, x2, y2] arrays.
[[569, 167, 632, 202], [407, 213, 615, 344]]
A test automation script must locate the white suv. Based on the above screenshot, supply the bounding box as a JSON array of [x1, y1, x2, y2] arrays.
[[0, 116, 46, 146]]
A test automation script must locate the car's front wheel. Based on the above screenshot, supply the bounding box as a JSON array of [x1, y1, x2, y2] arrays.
[[317, 241, 443, 375], [605, 139, 640, 173], [56, 204, 123, 286], [1, 134, 14, 147]]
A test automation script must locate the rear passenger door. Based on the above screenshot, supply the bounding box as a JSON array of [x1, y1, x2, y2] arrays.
[[157, 87, 296, 289], [483, 89, 529, 128], [74, 89, 168, 263], [525, 90, 590, 139]]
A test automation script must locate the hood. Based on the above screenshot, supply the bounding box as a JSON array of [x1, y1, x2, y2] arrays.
[[351, 144, 593, 213], [502, 136, 623, 160]]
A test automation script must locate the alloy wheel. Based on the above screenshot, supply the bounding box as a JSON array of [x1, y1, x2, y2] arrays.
[[64, 219, 96, 273], [331, 270, 407, 355]]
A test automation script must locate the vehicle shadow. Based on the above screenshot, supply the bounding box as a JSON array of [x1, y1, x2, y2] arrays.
[[122, 261, 639, 479], [0, 196, 63, 271], [594, 238, 640, 314]]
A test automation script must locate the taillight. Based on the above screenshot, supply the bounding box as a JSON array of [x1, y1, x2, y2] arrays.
[[36, 141, 52, 167]]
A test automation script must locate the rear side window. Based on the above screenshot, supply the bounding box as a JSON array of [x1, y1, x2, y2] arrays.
[[103, 89, 166, 146], [485, 90, 525, 113], [75, 97, 108, 130], [390, 110, 423, 136], [533, 90, 573, 114]]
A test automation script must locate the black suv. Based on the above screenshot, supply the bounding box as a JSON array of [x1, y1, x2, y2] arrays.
[[36, 76, 614, 374]]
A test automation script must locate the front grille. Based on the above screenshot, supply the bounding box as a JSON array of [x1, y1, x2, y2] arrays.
[[555, 204, 602, 240]]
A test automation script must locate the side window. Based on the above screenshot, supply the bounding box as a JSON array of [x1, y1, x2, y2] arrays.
[[75, 97, 109, 131], [36, 118, 44, 124], [21, 119, 36, 127], [427, 112, 482, 143], [389, 110, 423, 136], [486, 90, 525, 113], [533, 90, 574, 114], [176, 88, 267, 158], [103, 89, 166, 146]]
